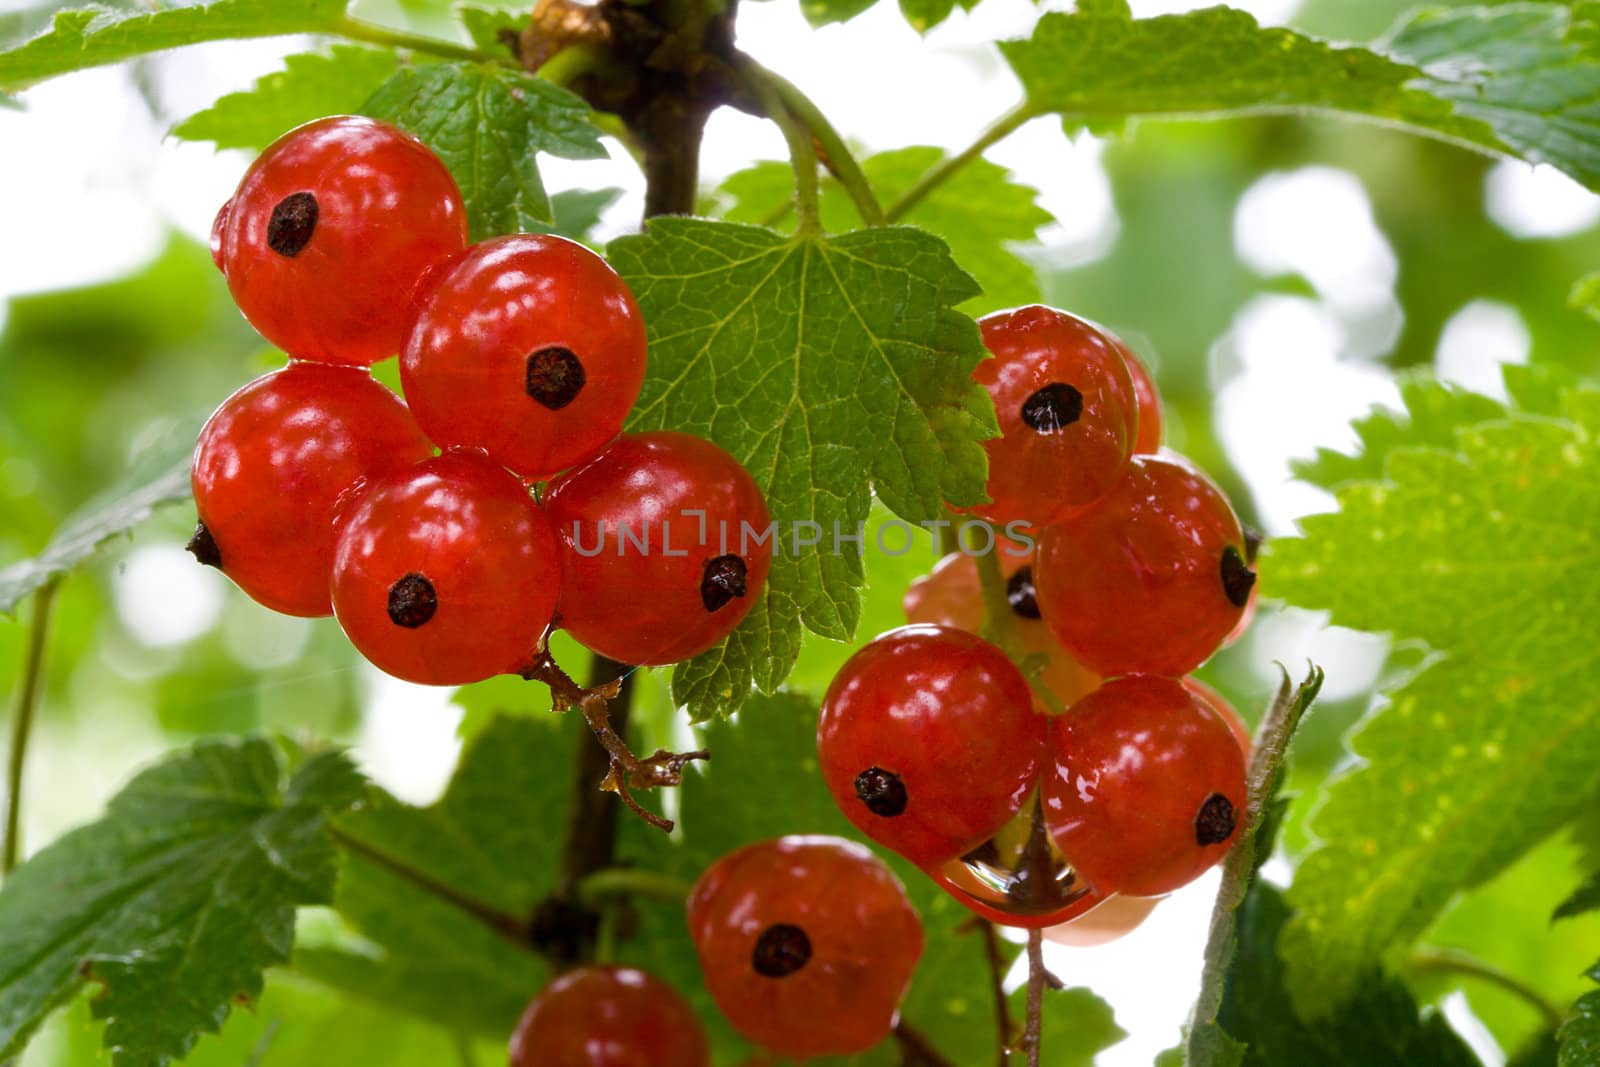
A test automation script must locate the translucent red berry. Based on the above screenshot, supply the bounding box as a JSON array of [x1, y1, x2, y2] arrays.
[[1035, 451, 1256, 677], [330, 452, 560, 685], [688, 836, 923, 1059], [1042, 675, 1248, 897], [1185, 677, 1252, 756], [189, 363, 433, 617], [1122, 345, 1163, 454], [966, 305, 1138, 527], [214, 116, 467, 366], [544, 432, 771, 666], [1043, 894, 1160, 948], [509, 965, 709, 1067], [400, 234, 648, 479], [818, 625, 1046, 869]]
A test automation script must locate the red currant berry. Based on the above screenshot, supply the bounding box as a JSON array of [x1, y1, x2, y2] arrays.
[[1042, 675, 1248, 897], [903, 550, 1100, 708], [1035, 451, 1256, 677], [330, 452, 560, 685], [818, 625, 1046, 869], [965, 305, 1138, 526], [543, 432, 771, 666], [400, 234, 647, 479], [1043, 894, 1160, 948], [215, 116, 468, 366], [1123, 345, 1163, 454], [1184, 677, 1252, 756], [688, 836, 923, 1059], [509, 965, 709, 1067], [189, 363, 433, 617]]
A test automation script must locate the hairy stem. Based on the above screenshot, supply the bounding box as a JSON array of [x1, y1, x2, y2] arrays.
[[4, 579, 60, 876], [1023, 928, 1045, 1067], [743, 62, 821, 233], [331, 15, 502, 64], [885, 103, 1035, 223], [1409, 948, 1565, 1030], [749, 62, 884, 226]]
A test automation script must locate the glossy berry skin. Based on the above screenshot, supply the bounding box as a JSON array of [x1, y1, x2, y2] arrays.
[[1043, 894, 1160, 948], [967, 305, 1139, 527], [190, 363, 433, 617], [818, 625, 1046, 869], [1035, 451, 1256, 677], [1043, 675, 1248, 897], [688, 836, 923, 1059], [1185, 677, 1252, 756], [509, 965, 709, 1067], [544, 432, 770, 666], [1123, 345, 1163, 454], [330, 452, 560, 685], [400, 234, 648, 479], [903, 550, 1099, 708], [214, 116, 467, 366]]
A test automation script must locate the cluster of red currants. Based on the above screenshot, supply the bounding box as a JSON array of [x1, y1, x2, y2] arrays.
[[191, 115, 772, 683], [820, 305, 1259, 940], [511, 836, 924, 1064]]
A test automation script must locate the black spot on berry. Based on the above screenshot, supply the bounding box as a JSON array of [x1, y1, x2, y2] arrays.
[[1220, 545, 1257, 608], [525, 346, 586, 410], [1006, 565, 1040, 619], [186, 521, 222, 569], [700, 554, 748, 612], [1020, 383, 1083, 433], [266, 192, 318, 257], [752, 924, 811, 978], [387, 573, 437, 628], [854, 766, 908, 817], [1195, 793, 1237, 846]]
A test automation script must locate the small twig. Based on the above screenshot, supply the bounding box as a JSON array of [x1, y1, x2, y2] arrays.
[[971, 919, 1014, 1065], [885, 103, 1035, 223], [894, 1021, 959, 1067], [331, 14, 503, 64], [577, 866, 694, 904], [1409, 947, 1565, 1030], [1022, 928, 1046, 1067], [4, 578, 60, 876], [522, 649, 707, 833]]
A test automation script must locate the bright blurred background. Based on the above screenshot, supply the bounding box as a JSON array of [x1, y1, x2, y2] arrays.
[[2, 0, 1598, 1063]]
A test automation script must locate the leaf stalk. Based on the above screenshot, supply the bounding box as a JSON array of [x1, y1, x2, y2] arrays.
[[3, 578, 60, 876]]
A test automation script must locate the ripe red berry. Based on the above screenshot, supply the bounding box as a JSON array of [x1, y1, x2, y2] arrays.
[[509, 965, 709, 1067], [903, 549, 1099, 708], [1043, 894, 1160, 948], [1035, 451, 1256, 677], [1184, 677, 1252, 756], [1122, 345, 1163, 454], [1042, 675, 1248, 897], [543, 432, 771, 666], [966, 305, 1139, 527], [400, 234, 648, 480], [189, 363, 433, 617], [214, 116, 467, 366], [818, 625, 1046, 869], [688, 836, 923, 1059], [330, 452, 560, 685]]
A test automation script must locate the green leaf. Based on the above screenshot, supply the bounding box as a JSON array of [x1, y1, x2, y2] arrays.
[[362, 61, 606, 240], [1268, 386, 1600, 1014], [172, 46, 398, 151], [1005, 985, 1126, 1067], [529, 186, 624, 246], [0, 739, 363, 1066], [306, 713, 580, 1036], [1572, 271, 1600, 323], [457, 5, 522, 54], [716, 146, 1049, 314], [798, 0, 879, 28], [1558, 873, 1600, 921], [0, 454, 190, 616], [0, 1, 350, 93], [1562, 987, 1600, 1067], [608, 219, 995, 718]]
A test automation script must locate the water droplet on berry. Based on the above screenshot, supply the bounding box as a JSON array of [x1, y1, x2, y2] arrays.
[[700, 554, 748, 612], [266, 192, 318, 257], [387, 572, 437, 628], [936, 797, 1094, 921], [1020, 383, 1083, 433], [1006, 565, 1040, 619], [1219, 545, 1256, 608], [751, 923, 811, 977], [525, 346, 587, 410]]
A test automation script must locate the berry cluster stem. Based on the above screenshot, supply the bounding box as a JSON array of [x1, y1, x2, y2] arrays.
[[1022, 928, 1046, 1067], [973, 919, 1015, 1065], [3, 578, 60, 877]]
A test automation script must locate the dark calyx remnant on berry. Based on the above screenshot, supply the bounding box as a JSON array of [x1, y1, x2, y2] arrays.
[[186, 521, 222, 569], [752, 923, 812, 978], [1006, 565, 1041, 619], [854, 766, 908, 817], [700, 554, 748, 612], [525, 346, 587, 410], [387, 572, 438, 628], [1219, 545, 1257, 608], [266, 192, 318, 257], [1020, 382, 1084, 433], [1194, 792, 1238, 846]]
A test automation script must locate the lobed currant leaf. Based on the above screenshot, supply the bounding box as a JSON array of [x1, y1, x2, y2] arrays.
[[1268, 384, 1600, 1015], [609, 219, 995, 719], [456, 5, 523, 53], [0, 739, 363, 1066], [173, 45, 399, 151], [1005, 986, 1125, 1067], [715, 146, 1050, 314], [1557, 872, 1600, 921], [362, 62, 606, 239], [0, 1, 350, 93], [1563, 984, 1600, 1067]]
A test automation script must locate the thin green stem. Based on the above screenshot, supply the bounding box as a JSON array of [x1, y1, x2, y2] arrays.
[[741, 63, 821, 234], [885, 103, 1035, 223], [1409, 948, 1565, 1030], [331, 15, 503, 64], [753, 64, 885, 226], [577, 867, 693, 905], [4, 579, 60, 876]]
